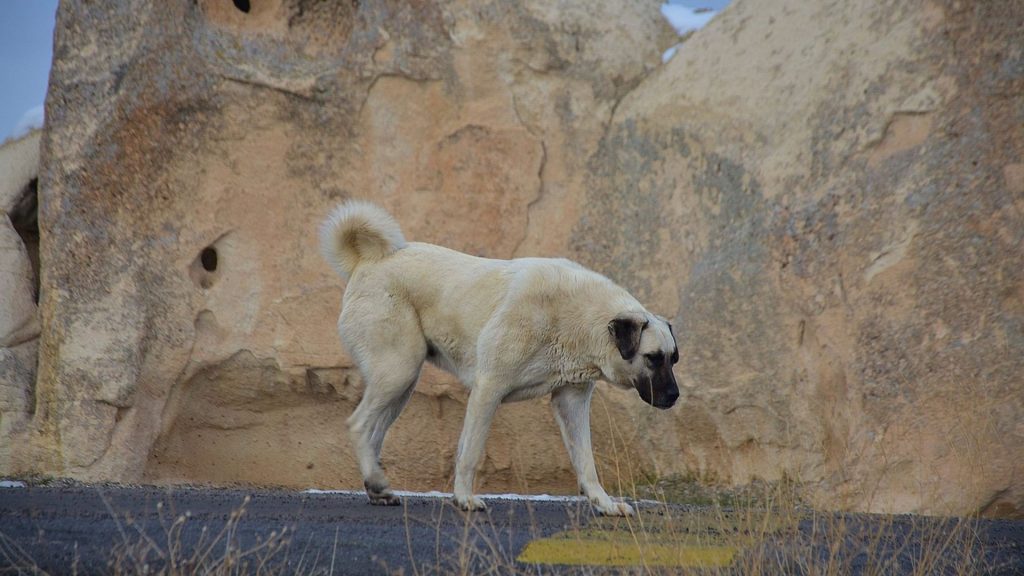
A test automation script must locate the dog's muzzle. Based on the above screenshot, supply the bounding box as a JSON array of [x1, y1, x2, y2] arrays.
[[634, 369, 680, 409], [654, 387, 680, 409]]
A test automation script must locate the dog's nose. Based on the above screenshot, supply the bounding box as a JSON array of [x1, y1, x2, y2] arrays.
[[662, 388, 680, 408]]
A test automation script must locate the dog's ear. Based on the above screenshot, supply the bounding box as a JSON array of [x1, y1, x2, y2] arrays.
[[668, 322, 679, 364], [608, 313, 648, 361]]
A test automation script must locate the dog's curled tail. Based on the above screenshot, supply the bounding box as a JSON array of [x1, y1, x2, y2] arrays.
[[320, 201, 406, 279]]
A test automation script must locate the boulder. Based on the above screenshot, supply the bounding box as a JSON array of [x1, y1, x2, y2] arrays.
[[6, 0, 1021, 518], [571, 0, 1024, 516], [11, 0, 669, 494], [0, 130, 41, 472]]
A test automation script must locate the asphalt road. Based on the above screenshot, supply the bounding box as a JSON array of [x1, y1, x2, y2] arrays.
[[1, 485, 1022, 575], [0, 486, 580, 575]]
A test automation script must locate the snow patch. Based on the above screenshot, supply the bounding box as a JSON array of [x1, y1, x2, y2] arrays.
[[0, 480, 27, 488]]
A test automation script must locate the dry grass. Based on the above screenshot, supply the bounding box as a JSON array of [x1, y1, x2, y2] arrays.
[[0, 480, 998, 576], [103, 494, 301, 575], [0, 471, 1000, 576], [393, 473, 991, 576], [386, 396, 996, 576], [0, 530, 52, 575], [0, 492, 330, 576]]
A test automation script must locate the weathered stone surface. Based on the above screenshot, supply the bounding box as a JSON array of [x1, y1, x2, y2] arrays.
[[0, 223, 38, 348], [5, 0, 1021, 519], [571, 0, 1024, 516], [0, 131, 41, 473], [0, 131, 41, 212], [8, 0, 668, 494]]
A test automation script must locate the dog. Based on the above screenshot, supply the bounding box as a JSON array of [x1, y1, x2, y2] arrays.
[[319, 201, 679, 516]]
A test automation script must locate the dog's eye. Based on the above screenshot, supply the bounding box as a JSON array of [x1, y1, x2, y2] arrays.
[[644, 353, 665, 367]]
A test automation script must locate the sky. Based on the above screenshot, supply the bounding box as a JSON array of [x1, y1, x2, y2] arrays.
[[0, 0, 727, 143], [672, 0, 731, 10], [0, 0, 58, 142]]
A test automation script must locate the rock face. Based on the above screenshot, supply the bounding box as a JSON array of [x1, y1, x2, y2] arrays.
[[0, 130, 41, 473], [3, 0, 1021, 517], [571, 0, 1024, 516], [8, 0, 670, 495]]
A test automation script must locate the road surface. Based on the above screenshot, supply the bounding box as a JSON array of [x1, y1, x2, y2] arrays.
[[1, 484, 1021, 574]]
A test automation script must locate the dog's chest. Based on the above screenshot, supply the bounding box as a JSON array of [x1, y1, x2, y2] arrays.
[[501, 356, 601, 403], [502, 379, 566, 403]]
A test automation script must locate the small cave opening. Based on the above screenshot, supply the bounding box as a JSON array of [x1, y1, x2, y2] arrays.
[[8, 178, 40, 303], [201, 246, 218, 272], [233, 0, 251, 14], [191, 240, 224, 290]]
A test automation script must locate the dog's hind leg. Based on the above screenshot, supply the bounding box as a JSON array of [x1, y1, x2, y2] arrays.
[[343, 307, 426, 506], [552, 382, 635, 516], [348, 357, 422, 505]]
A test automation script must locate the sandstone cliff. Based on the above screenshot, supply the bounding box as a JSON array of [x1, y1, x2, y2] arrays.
[[1, 0, 1020, 517], [0, 130, 41, 473], [573, 0, 1024, 517]]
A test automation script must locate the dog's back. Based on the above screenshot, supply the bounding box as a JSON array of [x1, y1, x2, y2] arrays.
[[321, 202, 622, 378]]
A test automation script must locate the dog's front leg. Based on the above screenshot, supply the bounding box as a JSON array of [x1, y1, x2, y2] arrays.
[[552, 383, 635, 516], [452, 384, 503, 512]]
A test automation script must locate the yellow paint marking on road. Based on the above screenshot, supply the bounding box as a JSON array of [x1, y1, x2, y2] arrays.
[[517, 507, 796, 568], [517, 532, 738, 567]]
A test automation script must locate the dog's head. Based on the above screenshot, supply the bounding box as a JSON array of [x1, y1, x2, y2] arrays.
[[605, 312, 680, 409]]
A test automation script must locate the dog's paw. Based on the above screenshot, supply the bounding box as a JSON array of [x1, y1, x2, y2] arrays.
[[368, 492, 402, 506], [368, 491, 399, 504], [453, 495, 487, 512], [595, 500, 635, 517], [365, 481, 401, 506]]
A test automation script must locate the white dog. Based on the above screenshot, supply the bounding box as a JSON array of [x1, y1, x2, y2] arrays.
[[320, 201, 679, 516]]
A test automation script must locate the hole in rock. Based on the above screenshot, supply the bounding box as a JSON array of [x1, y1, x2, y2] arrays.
[[233, 0, 251, 13], [190, 240, 226, 289], [201, 246, 218, 272], [9, 178, 40, 303]]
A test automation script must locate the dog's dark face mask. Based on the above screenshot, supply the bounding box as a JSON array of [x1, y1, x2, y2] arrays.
[[607, 313, 680, 409]]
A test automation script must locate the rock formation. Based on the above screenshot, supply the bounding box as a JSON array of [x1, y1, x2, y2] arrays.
[[6, 0, 672, 495], [1, 0, 1020, 517], [571, 0, 1024, 516], [0, 130, 41, 473]]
